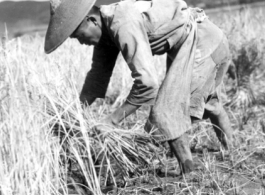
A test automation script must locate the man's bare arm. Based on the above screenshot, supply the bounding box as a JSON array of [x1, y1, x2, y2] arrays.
[[106, 101, 141, 125]]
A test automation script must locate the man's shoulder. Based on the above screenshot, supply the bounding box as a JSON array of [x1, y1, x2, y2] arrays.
[[99, 3, 117, 21], [100, 0, 142, 28]]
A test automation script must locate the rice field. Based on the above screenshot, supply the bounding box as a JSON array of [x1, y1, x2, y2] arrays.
[[0, 4, 265, 195]]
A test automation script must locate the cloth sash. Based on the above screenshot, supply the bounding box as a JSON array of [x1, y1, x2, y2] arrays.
[[150, 20, 198, 140]]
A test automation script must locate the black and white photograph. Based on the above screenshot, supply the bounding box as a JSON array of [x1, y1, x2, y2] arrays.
[[0, 0, 264, 194]]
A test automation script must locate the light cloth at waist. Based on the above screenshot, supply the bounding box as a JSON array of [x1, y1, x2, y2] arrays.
[[135, 1, 208, 55], [135, 0, 152, 13]]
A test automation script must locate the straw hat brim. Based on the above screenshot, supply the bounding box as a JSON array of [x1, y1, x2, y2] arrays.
[[44, 0, 96, 54]]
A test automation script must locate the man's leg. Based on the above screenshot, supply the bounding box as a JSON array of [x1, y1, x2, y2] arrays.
[[204, 98, 233, 150], [144, 115, 193, 174], [168, 133, 194, 174]]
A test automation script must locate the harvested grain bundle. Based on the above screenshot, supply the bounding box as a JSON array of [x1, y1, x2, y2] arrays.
[[45, 98, 166, 191]]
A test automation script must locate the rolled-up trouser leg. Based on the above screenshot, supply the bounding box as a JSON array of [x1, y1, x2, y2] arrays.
[[168, 133, 194, 174], [204, 99, 233, 150]]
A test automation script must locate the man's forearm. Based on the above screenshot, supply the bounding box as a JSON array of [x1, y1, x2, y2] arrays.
[[80, 94, 141, 126], [109, 101, 141, 125]]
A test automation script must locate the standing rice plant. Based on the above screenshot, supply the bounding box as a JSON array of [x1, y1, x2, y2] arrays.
[[0, 33, 166, 195], [0, 37, 64, 195], [210, 7, 265, 127], [0, 35, 103, 195]]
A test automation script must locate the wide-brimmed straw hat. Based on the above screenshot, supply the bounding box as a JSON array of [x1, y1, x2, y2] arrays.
[[44, 0, 96, 54]]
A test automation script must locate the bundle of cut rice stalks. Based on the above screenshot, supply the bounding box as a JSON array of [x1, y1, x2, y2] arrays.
[[44, 98, 167, 193]]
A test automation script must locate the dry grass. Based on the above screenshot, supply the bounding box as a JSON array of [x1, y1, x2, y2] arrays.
[[0, 5, 265, 195]]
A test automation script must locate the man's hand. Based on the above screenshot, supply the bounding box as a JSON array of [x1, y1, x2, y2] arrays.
[[110, 101, 141, 125], [93, 116, 116, 135], [93, 101, 141, 135]]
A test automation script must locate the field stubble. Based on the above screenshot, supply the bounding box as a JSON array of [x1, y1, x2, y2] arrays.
[[0, 6, 265, 195]]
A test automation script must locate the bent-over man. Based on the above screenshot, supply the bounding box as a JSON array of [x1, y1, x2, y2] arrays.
[[45, 0, 233, 174]]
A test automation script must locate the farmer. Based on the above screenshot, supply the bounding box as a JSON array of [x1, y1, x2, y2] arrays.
[[45, 0, 233, 174]]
